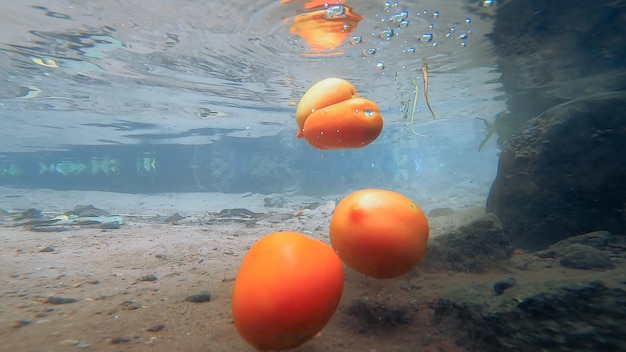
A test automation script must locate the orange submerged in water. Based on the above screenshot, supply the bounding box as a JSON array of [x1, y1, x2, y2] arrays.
[[232, 231, 344, 350], [296, 78, 383, 150], [330, 189, 430, 279], [302, 97, 383, 150]]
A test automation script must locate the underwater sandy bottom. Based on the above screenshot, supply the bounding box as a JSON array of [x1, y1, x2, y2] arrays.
[[0, 187, 488, 351]]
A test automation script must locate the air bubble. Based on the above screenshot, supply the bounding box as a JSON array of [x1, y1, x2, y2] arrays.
[[461, 41, 467, 47], [324, 5, 346, 19], [379, 28, 395, 40], [458, 32, 468, 40], [375, 62, 385, 71], [481, 0, 495, 7], [363, 47, 377, 55], [364, 109, 376, 116], [403, 47, 416, 53], [399, 19, 409, 28], [429, 23, 435, 29], [466, 17, 472, 23], [390, 10, 409, 23], [350, 36, 363, 45], [421, 33, 433, 42], [433, 11, 439, 18]]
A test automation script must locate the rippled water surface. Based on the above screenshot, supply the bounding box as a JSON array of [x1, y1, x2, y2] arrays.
[[1, 0, 504, 151]]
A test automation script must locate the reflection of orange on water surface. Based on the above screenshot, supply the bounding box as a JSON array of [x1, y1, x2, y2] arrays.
[[282, 0, 363, 55]]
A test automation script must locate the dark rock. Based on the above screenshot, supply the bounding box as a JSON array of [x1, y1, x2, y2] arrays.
[[29, 225, 76, 232], [422, 213, 513, 272], [489, 0, 626, 123], [345, 298, 413, 331], [147, 324, 165, 332], [68, 205, 110, 217], [164, 212, 184, 224], [94, 221, 121, 229], [493, 277, 517, 296], [13, 208, 42, 221], [139, 274, 158, 282], [185, 291, 212, 303], [38, 246, 55, 253], [427, 207, 455, 217], [12, 320, 33, 328], [119, 300, 141, 310], [549, 231, 614, 254], [559, 244, 614, 270], [264, 195, 286, 207], [486, 92, 626, 250], [535, 250, 556, 259], [45, 296, 78, 305], [218, 208, 259, 217], [110, 337, 131, 344], [433, 279, 626, 352]]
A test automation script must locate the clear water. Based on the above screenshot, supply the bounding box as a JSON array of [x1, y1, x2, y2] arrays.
[[0, 0, 504, 200]]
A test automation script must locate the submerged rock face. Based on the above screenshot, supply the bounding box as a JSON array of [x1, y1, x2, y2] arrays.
[[422, 213, 513, 272], [486, 92, 626, 250], [433, 279, 626, 352], [489, 0, 626, 121], [426, 230, 626, 352]]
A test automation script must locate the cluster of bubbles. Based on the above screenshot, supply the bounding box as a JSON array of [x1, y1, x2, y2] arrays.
[[346, 0, 476, 71], [324, 4, 348, 19]]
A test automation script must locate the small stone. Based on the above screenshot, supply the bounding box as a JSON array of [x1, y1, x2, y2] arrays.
[[164, 212, 184, 223], [185, 291, 212, 303], [427, 207, 455, 217], [493, 277, 517, 296], [12, 320, 32, 328], [111, 336, 131, 344], [39, 246, 55, 253], [58, 339, 80, 346], [45, 296, 78, 304], [535, 250, 556, 258], [264, 195, 286, 207], [120, 300, 142, 310], [147, 324, 165, 332], [559, 244, 614, 270], [139, 275, 158, 282], [14, 208, 42, 220]]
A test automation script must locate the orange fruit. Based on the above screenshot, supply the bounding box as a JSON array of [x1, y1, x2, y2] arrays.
[[330, 189, 429, 278], [232, 231, 344, 350], [302, 97, 383, 150], [296, 77, 358, 138]]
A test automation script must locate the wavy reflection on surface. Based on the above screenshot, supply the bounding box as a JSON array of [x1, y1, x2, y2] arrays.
[[284, 0, 363, 55], [0, 0, 503, 151]]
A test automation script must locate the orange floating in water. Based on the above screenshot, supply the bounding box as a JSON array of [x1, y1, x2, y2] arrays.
[[296, 77, 358, 138], [282, 1, 363, 55], [302, 97, 383, 150], [296, 78, 383, 150]]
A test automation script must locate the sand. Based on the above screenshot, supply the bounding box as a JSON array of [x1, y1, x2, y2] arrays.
[[0, 187, 488, 351]]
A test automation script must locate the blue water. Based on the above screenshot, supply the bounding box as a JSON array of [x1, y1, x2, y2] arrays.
[[0, 0, 503, 197]]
